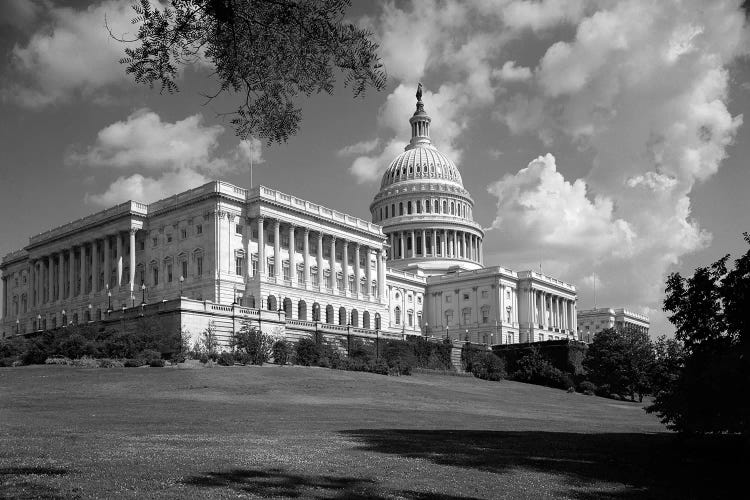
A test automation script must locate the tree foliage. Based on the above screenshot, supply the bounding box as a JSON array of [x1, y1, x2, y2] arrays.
[[116, 0, 386, 142], [583, 327, 654, 401], [648, 233, 750, 435]]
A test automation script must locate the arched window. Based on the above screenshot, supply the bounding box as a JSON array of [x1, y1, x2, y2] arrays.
[[298, 300, 307, 320], [391, 203, 395, 216], [283, 297, 292, 318], [442, 200, 447, 213], [394, 306, 401, 325], [407, 201, 412, 214], [451, 201, 455, 215], [385, 206, 389, 218], [267, 295, 277, 311], [150, 260, 159, 286], [362, 311, 370, 329], [399, 202, 404, 215], [416, 200, 422, 213], [338, 306, 347, 325], [350, 309, 359, 327], [425, 200, 430, 213], [312, 302, 321, 321], [325, 304, 334, 324]]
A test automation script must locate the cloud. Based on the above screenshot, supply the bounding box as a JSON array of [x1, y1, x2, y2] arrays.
[[337, 138, 381, 157], [5, 0, 135, 107], [487, 0, 746, 334], [74, 109, 262, 206], [494, 61, 533, 82], [498, 0, 587, 31], [85, 169, 211, 206]]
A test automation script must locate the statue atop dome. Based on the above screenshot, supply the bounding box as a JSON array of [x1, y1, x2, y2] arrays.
[[416, 82, 423, 102]]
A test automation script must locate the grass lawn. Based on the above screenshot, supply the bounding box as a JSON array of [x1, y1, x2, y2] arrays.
[[0, 365, 745, 499]]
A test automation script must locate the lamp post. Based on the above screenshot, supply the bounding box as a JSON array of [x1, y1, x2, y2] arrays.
[[141, 282, 146, 305], [16, 318, 19, 334], [179, 275, 184, 297], [62, 309, 66, 328], [106, 284, 112, 315], [424, 321, 429, 337], [37, 314, 41, 331], [88, 303, 92, 323], [445, 326, 449, 340], [121, 304, 126, 335], [232, 287, 237, 305]]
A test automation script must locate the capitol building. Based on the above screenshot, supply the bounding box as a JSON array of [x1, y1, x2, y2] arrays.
[[1, 91, 578, 347]]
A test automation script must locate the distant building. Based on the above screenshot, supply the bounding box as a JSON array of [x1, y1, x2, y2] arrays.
[[576, 308, 649, 342]]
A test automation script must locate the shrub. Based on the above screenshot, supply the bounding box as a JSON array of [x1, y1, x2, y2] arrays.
[[512, 348, 575, 390], [140, 349, 162, 364], [579, 380, 597, 395], [217, 351, 235, 366], [231, 323, 277, 365], [467, 351, 506, 381], [295, 337, 320, 366], [59, 334, 89, 359], [383, 342, 417, 376], [98, 358, 124, 368], [45, 356, 72, 366], [198, 353, 209, 364], [124, 358, 145, 368], [272, 339, 291, 365], [149, 358, 165, 367], [72, 356, 99, 368], [22, 342, 49, 365]]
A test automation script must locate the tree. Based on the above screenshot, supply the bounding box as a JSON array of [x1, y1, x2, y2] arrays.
[[116, 0, 386, 142], [583, 327, 654, 401], [649, 335, 684, 398], [230, 319, 277, 365], [648, 233, 750, 435]]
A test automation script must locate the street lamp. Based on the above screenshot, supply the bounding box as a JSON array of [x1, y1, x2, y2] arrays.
[[62, 309, 66, 327], [141, 282, 146, 305], [37, 314, 41, 331], [179, 275, 184, 297], [465, 329, 469, 342], [106, 283, 112, 315], [16, 318, 19, 334], [424, 321, 429, 337], [347, 321, 351, 357], [88, 304, 92, 322], [121, 304, 126, 334], [445, 326, 449, 340]]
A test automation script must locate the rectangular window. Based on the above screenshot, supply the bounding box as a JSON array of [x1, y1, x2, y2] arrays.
[[325, 273, 332, 289], [408, 312, 413, 327], [267, 259, 275, 277], [153, 268, 159, 286], [348, 275, 354, 291], [360, 280, 367, 294], [139, 240, 145, 251], [181, 228, 187, 239], [463, 293, 470, 300], [235, 257, 244, 275], [463, 309, 471, 323], [311, 269, 319, 287], [481, 290, 488, 298], [323, 246, 330, 258], [152, 237, 157, 247], [251, 255, 258, 276], [482, 309, 489, 324], [295, 239, 303, 252], [181, 260, 188, 279], [196, 256, 203, 276], [196, 224, 203, 235], [167, 264, 173, 282], [282, 261, 290, 280], [336, 274, 344, 290], [281, 235, 289, 248], [252, 228, 258, 239], [167, 234, 173, 243], [296, 268, 304, 283], [371, 281, 377, 296], [446, 295, 452, 303], [235, 224, 243, 235]]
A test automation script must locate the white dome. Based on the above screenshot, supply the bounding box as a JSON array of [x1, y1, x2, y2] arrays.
[[380, 145, 463, 189]]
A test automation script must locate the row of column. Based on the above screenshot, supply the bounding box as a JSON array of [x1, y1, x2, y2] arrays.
[[388, 229, 482, 263], [27, 229, 137, 308], [254, 217, 386, 300], [533, 290, 576, 332]]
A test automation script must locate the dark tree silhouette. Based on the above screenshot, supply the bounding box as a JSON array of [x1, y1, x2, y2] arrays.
[[115, 0, 386, 142]]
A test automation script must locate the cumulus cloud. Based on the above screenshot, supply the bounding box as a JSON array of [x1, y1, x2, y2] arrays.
[[494, 61, 533, 82], [5, 0, 135, 107], [73, 109, 262, 206], [337, 138, 381, 157], [487, 0, 746, 333]]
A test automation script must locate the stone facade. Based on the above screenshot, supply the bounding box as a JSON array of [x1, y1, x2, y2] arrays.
[[1, 89, 578, 347]]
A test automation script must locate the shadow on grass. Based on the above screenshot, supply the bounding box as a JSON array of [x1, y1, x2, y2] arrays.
[[0, 466, 70, 476], [340, 429, 747, 499], [182, 467, 479, 499], [0, 467, 70, 499]]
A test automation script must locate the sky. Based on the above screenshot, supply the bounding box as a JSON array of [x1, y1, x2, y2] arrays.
[[1, 0, 749, 337]]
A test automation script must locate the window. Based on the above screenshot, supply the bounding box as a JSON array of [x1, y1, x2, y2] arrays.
[[196, 224, 202, 235], [445, 310, 453, 324], [283, 260, 290, 280], [507, 333, 513, 344], [251, 254, 258, 276], [181, 228, 187, 239], [408, 311, 413, 326], [348, 274, 354, 292], [281, 234, 289, 248], [296, 266, 304, 283], [167, 263, 173, 282], [482, 307, 490, 324], [462, 308, 471, 324], [394, 306, 401, 325], [235, 224, 243, 235], [336, 273, 343, 290], [311, 267, 319, 286], [463, 293, 470, 300], [360, 278, 367, 295], [325, 272, 332, 289], [167, 233, 173, 243], [417, 296, 422, 305], [152, 267, 159, 286], [267, 258, 275, 277], [181, 260, 188, 279], [481, 290, 488, 298], [295, 238, 303, 252], [252, 228, 258, 239], [196, 256, 203, 276], [446, 295, 452, 303], [235, 257, 244, 275], [152, 237, 158, 247], [139, 240, 145, 251], [371, 281, 377, 296], [323, 245, 330, 258]]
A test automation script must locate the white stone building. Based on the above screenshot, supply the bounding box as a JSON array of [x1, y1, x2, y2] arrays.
[[576, 308, 650, 343], [1, 90, 578, 346]]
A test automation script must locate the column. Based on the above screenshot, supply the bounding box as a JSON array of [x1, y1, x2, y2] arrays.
[[288, 225, 296, 285], [389, 233, 395, 257], [103, 238, 111, 291], [410, 230, 416, 258], [58, 253, 65, 301], [116, 233, 123, 289], [29, 261, 35, 306], [442, 229, 447, 256], [316, 232, 323, 286], [432, 229, 437, 256], [257, 217, 265, 276], [69, 247, 76, 297], [479, 240, 483, 264], [354, 244, 361, 297], [365, 248, 372, 297], [572, 301, 577, 339], [342, 239, 348, 293], [303, 228, 310, 285], [82, 245, 89, 295], [421, 229, 426, 256], [2, 277, 6, 319], [377, 249, 385, 300], [89, 243, 97, 294], [129, 229, 136, 295], [399, 232, 405, 259], [273, 220, 281, 279], [330, 236, 337, 293], [47, 256, 54, 303]]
